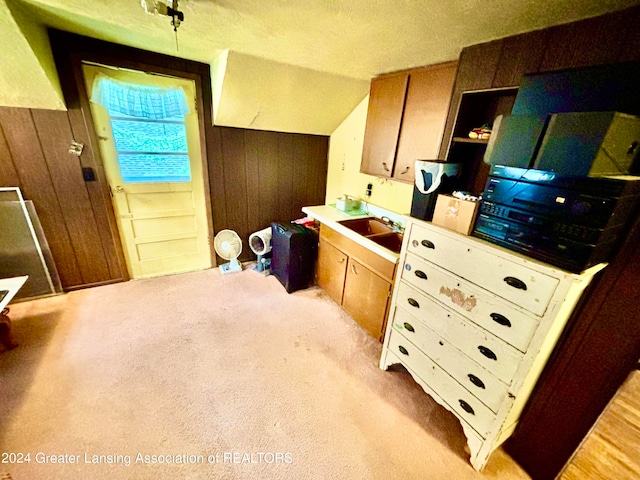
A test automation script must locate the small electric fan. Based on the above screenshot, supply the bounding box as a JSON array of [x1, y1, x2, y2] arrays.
[[214, 229, 242, 274]]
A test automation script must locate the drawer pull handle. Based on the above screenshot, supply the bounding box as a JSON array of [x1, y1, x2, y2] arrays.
[[459, 399, 475, 415], [403, 322, 415, 332], [468, 374, 486, 389], [407, 298, 420, 308], [415, 270, 427, 280], [398, 345, 409, 356], [421, 239, 435, 249], [478, 345, 497, 361], [504, 276, 527, 291], [490, 312, 512, 327]]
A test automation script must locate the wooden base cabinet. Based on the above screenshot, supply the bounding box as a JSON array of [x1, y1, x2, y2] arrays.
[[317, 240, 348, 304], [342, 258, 392, 339], [380, 218, 604, 470], [317, 225, 396, 341]]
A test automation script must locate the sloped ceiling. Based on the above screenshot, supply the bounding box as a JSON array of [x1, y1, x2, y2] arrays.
[[2, 0, 639, 134], [0, 0, 64, 109]]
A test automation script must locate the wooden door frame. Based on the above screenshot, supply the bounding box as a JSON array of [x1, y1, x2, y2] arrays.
[[49, 30, 218, 282]]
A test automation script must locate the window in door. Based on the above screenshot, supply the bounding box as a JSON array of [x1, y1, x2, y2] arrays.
[[110, 114, 191, 183], [91, 73, 193, 184]]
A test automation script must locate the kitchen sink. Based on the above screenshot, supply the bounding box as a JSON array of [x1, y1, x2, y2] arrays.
[[367, 232, 404, 253], [338, 217, 393, 236], [338, 217, 403, 254]]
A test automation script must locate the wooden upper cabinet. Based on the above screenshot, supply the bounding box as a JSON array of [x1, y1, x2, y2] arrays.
[[361, 72, 409, 177], [361, 62, 457, 183], [394, 62, 457, 182]]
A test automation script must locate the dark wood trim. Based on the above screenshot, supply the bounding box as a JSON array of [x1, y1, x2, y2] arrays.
[[191, 67, 217, 266], [67, 53, 126, 281], [63, 278, 125, 291], [49, 29, 218, 278]]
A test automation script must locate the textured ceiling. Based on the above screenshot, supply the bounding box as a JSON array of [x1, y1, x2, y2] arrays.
[[3, 0, 639, 133], [16, 0, 640, 80]]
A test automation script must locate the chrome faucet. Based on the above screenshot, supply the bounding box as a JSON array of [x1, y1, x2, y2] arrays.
[[380, 216, 404, 233]]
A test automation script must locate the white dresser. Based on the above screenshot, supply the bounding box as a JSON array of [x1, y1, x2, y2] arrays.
[[380, 217, 604, 470]]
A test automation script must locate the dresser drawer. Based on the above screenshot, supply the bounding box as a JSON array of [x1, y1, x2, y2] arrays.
[[392, 308, 509, 413], [407, 222, 559, 316], [387, 329, 496, 437], [401, 254, 539, 352], [395, 281, 524, 383]]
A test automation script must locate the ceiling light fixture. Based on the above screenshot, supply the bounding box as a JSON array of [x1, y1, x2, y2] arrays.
[[141, 0, 185, 49]]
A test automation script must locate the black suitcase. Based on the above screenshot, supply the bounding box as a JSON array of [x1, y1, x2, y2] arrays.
[[270, 223, 317, 293]]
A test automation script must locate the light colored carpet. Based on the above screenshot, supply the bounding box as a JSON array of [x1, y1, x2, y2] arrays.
[[0, 268, 531, 480]]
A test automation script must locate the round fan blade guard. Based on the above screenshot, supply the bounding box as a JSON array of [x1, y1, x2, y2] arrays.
[[214, 229, 242, 274]]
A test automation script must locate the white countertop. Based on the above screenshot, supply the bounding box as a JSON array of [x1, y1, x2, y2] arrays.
[[302, 205, 401, 263]]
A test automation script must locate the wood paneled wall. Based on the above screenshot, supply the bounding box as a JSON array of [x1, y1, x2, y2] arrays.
[[435, 6, 640, 480], [208, 126, 328, 262], [438, 6, 640, 160], [0, 30, 329, 287], [0, 107, 124, 289]]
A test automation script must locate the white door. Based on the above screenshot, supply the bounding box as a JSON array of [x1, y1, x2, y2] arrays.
[[83, 64, 211, 279]]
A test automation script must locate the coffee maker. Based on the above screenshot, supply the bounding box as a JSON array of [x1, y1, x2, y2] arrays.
[[410, 160, 462, 221]]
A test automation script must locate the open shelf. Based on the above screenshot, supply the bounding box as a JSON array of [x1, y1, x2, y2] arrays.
[[452, 137, 490, 145], [446, 87, 518, 195]]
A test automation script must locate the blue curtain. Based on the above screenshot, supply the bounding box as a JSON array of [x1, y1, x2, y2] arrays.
[[90, 74, 190, 119]]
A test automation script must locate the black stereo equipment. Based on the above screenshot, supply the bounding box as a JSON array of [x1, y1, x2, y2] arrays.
[[472, 165, 640, 273]]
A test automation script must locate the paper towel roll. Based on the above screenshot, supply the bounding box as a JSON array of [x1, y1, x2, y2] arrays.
[[249, 227, 272, 255]]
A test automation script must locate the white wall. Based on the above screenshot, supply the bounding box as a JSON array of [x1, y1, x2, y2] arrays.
[[0, 0, 65, 110], [326, 96, 414, 214], [212, 51, 369, 135]]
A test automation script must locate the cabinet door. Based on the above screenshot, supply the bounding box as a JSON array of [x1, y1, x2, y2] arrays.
[[342, 258, 391, 340], [394, 63, 457, 183], [361, 72, 409, 178], [317, 239, 348, 304]]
